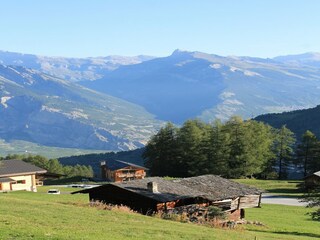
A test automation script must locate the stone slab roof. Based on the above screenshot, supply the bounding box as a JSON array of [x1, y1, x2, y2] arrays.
[[175, 175, 263, 201], [73, 175, 262, 203]]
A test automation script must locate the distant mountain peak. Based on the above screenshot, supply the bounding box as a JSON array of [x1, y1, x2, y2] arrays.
[[170, 49, 195, 57], [172, 49, 188, 54]]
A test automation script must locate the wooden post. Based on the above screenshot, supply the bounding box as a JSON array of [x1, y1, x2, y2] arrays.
[[31, 174, 37, 192], [258, 193, 262, 208]]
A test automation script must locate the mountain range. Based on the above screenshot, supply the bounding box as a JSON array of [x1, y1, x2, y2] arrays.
[[0, 64, 162, 151], [0, 50, 154, 82], [83, 50, 320, 123], [1, 49, 320, 154]]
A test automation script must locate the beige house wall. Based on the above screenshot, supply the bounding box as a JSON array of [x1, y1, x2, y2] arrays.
[[8, 175, 37, 192], [0, 182, 11, 191]]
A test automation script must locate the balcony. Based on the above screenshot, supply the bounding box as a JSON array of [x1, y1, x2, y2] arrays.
[[116, 172, 146, 178]]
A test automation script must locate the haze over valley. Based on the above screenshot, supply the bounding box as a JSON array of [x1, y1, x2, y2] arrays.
[[1, 50, 320, 153]]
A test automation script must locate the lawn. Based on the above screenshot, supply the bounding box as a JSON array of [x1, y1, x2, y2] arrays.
[[235, 179, 304, 197], [0, 186, 319, 240], [246, 203, 320, 239]]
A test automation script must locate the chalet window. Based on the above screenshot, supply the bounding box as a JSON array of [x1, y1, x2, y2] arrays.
[[14, 180, 26, 184]]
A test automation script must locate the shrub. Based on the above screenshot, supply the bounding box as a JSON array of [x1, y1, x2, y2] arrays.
[[89, 201, 136, 213], [206, 206, 226, 220], [154, 211, 188, 223]]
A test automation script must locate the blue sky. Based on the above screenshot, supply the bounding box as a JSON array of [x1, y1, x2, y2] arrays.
[[1, 0, 320, 58]]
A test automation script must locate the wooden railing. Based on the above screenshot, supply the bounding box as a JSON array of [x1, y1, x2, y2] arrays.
[[117, 172, 146, 178]]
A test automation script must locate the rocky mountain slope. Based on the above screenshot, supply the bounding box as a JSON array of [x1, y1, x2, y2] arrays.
[[2, 49, 320, 126], [274, 52, 320, 68], [0, 50, 154, 82], [83, 50, 320, 123], [0, 64, 162, 151]]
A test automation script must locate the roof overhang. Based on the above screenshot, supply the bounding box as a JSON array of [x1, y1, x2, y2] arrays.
[[0, 170, 47, 178], [0, 177, 16, 183]]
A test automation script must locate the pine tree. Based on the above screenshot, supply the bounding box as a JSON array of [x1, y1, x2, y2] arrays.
[[243, 120, 275, 178], [223, 116, 248, 178], [296, 130, 320, 176], [207, 119, 229, 176], [177, 119, 210, 176], [274, 125, 296, 179], [143, 122, 180, 176]]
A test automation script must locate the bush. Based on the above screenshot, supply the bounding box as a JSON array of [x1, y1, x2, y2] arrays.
[[302, 187, 320, 221], [310, 208, 320, 221], [155, 211, 188, 223], [207, 206, 226, 220]]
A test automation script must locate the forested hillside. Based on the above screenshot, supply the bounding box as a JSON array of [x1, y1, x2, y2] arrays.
[[254, 105, 320, 139], [59, 148, 144, 176], [0, 154, 93, 178]]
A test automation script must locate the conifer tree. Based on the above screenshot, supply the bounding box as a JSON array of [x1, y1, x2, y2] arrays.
[[177, 119, 210, 176], [273, 125, 296, 179], [296, 130, 320, 176], [143, 122, 180, 176], [207, 119, 229, 176]]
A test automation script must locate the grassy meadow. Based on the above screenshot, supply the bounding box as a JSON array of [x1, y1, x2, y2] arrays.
[[235, 179, 304, 197], [0, 139, 107, 159], [0, 185, 319, 240]]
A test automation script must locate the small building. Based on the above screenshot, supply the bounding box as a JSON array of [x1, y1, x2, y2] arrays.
[[100, 160, 147, 182], [0, 160, 47, 192], [73, 175, 262, 220], [174, 175, 263, 219], [304, 170, 320, 189]]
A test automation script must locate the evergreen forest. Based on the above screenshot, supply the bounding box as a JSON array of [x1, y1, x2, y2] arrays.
[[144, 117, 320, 179]]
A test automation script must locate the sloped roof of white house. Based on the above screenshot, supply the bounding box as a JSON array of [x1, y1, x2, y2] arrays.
[[0, 177, 15, 183], [0, 160, 47, 177]]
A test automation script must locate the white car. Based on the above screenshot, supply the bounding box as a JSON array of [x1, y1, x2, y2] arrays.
[[47, 189, 60, 194]]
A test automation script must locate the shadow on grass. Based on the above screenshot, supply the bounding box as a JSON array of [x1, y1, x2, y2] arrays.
[[44, 176, 85, 185], [267, 188, 303, 194], [264, 194, 303, 199], [249, 229, 320, 239]]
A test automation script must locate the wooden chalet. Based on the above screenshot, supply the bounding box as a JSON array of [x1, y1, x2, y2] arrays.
[[73, 175, 262, 220], [304, 170, 320, 189], [0, 160, 47, 192], [174, 175, 263, 219], [100, 160, 147, 182]]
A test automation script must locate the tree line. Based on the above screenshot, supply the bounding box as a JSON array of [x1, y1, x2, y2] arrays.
[[0, 154, 93, 178], [144, 117, 320, 179]]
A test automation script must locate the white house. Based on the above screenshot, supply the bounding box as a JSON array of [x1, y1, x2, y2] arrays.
[[0, 160, 47, 192]]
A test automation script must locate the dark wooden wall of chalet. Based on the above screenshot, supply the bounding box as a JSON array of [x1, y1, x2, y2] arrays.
[[88, 185, 159, 214], [305, 175, 320, 188]]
